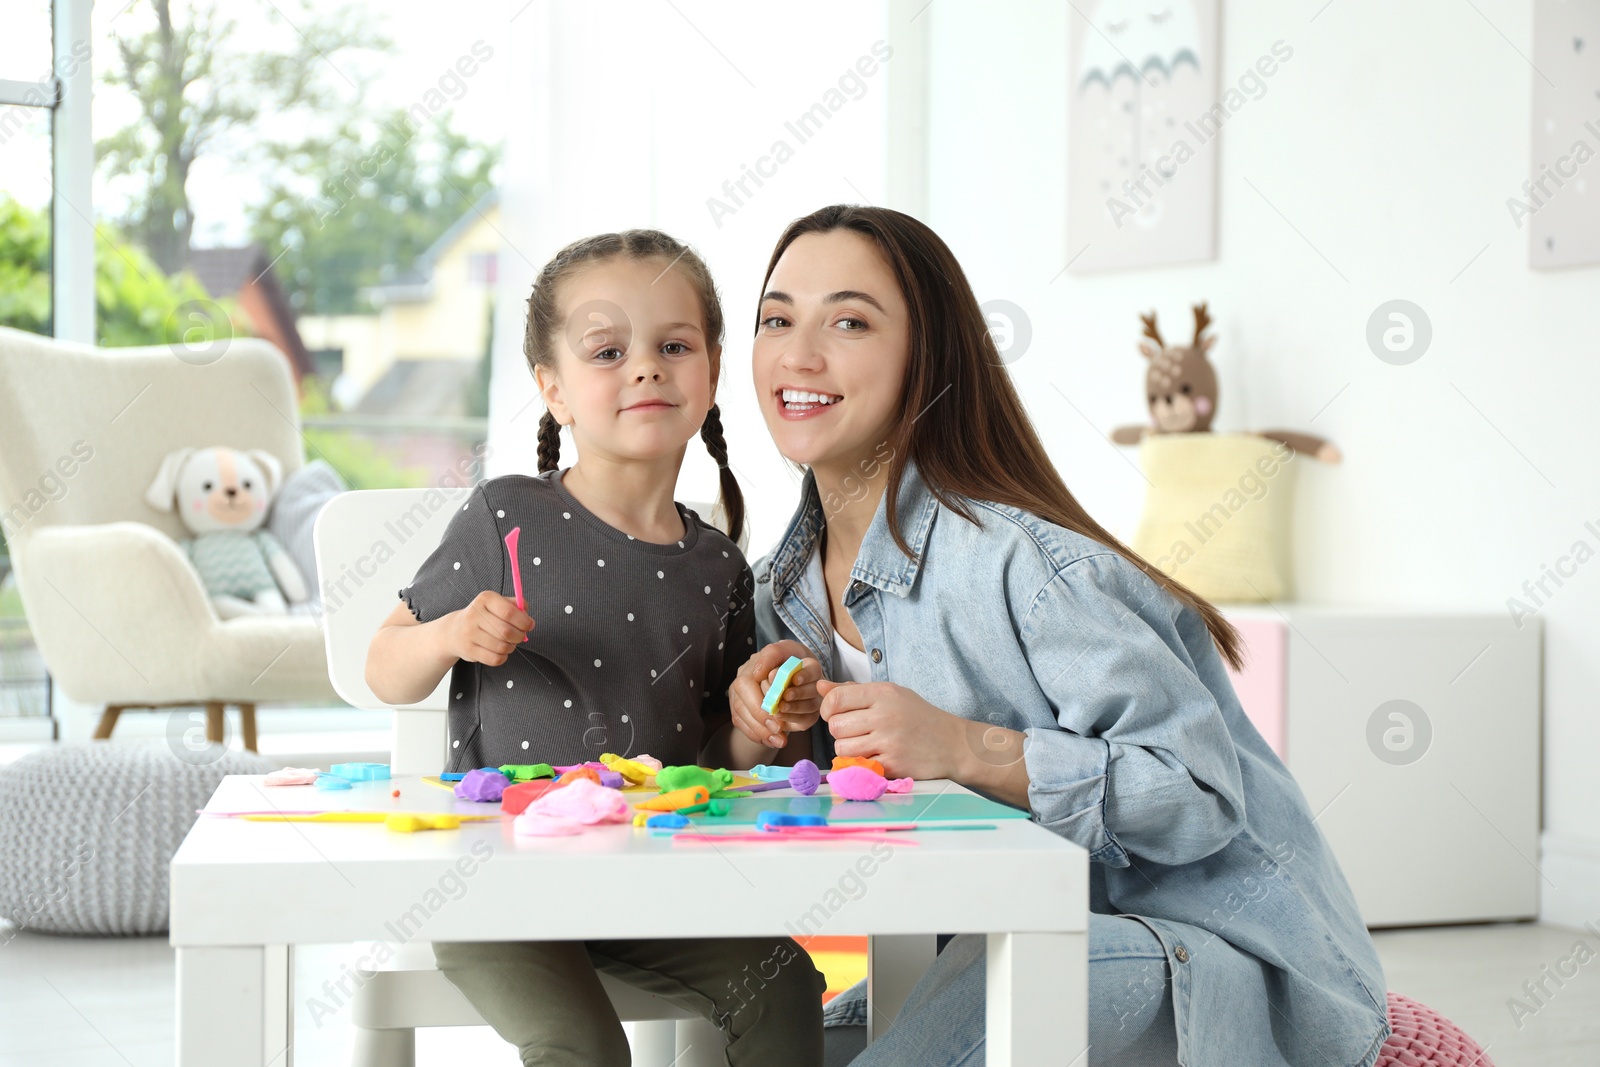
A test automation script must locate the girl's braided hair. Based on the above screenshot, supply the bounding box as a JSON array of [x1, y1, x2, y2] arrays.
[[524, 230, 743, 542]]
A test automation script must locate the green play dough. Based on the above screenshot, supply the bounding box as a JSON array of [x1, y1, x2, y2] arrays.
[[655, 766, 733, 793], [497, 763, 555, 782], [708, 799, 732, 817]]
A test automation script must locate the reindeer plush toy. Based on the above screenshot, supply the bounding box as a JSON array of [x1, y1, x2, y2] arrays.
[[1110, 302, 1341, 463]]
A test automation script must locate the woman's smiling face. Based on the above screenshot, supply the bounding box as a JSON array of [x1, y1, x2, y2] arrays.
[[752, 229, 911, 472]]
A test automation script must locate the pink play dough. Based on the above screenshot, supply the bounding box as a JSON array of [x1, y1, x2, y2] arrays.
[[525, 777, 630, 825], [886, 777, 913, 793], [264, 767, 321, 786], [512, 813, 586, 837], [829, 765, 889, 801]]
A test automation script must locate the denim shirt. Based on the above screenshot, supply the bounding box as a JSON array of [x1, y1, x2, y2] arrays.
[[753, 464, 1391, 1067]]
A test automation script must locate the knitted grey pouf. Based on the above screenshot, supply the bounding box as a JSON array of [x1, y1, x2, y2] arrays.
[[0, 741, 270, 936]]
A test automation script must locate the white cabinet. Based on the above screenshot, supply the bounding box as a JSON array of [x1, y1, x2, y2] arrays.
[[1220, 605, 1542, 927]]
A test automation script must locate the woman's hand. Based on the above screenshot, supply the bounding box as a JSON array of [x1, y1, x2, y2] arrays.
[[820, 680, 1034, 806], [817, 680, 971, 780], [729, 640, 823, 749]]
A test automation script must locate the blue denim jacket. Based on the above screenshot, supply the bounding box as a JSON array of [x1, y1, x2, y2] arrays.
[[753, 464, 1391, 1067]]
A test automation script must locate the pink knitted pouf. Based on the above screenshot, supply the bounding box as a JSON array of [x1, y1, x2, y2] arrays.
[[1374, 992, 1494, 1067]]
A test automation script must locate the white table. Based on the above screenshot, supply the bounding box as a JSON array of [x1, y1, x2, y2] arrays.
[[171, 775, 1087, 1066]]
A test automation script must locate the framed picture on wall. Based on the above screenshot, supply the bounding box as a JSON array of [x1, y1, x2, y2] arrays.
[[1066, 0, 1222, 274], [1527, 0, 1600, 270]]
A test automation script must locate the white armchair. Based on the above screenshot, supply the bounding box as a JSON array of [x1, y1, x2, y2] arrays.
[[0, 325, 337, 748]]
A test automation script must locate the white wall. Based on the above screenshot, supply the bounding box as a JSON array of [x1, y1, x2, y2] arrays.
[[492, 0, 1599, 924], [490, 0, 890, 553], [914, 0, 1599, 926]]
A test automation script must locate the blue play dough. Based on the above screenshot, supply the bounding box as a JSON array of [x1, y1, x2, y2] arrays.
[[314, 776, 352, 791], [646, 813, 691, 829], [749, 764, 793, 782], [755, 811, 827, 831], [329, 762, 389, 781]]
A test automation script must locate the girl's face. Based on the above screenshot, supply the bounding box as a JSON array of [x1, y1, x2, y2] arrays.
[[752, 230, 910, 472], [537, 258, 719, 465]]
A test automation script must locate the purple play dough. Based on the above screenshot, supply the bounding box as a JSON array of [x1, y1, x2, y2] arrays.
[[597, 769, 624, 789], [789, 759, 821, 796], [455, 768, 510, 802]]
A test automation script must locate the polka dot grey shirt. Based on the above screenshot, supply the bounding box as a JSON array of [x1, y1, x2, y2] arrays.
[[399, 471, 755, 771]]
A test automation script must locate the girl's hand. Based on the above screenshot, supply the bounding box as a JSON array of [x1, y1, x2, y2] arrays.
[[445, 591, 534, 667], [818, 680, 968, 780], [729, 640, 823, 749]]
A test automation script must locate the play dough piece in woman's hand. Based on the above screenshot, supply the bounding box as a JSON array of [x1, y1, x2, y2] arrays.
[[761, 656, 806, 714], [830, 765, 890, 801]]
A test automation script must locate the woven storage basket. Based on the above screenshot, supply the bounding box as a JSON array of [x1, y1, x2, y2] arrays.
[[0, 741, 270, 935], [1130, 433, 1297, 602]]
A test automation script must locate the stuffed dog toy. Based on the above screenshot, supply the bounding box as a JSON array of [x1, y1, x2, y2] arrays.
[[145, 447, 308, 619]]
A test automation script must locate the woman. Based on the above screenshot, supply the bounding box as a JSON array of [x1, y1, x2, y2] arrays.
[[725, 205, 1390, 1066]]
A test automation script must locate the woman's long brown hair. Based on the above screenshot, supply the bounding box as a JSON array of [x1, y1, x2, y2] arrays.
[[758, 205, 1244, 671]]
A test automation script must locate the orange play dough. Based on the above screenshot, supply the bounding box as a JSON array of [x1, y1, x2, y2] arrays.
[[636, 786, 710, 812], [831, 755, 885, 777]]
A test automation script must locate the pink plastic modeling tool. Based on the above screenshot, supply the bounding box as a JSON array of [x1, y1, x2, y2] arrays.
[[504, 526, 528, 641]]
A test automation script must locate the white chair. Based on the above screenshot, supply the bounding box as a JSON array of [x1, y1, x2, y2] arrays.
[[0, 326, 337, 748], [312, 488, 726, 1067]]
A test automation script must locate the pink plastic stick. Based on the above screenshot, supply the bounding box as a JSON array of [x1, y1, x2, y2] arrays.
[[669, 831, 917, 846], [504, 526, 528, 641]]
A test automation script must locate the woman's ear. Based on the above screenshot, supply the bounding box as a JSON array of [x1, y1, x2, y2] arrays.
[[533, 365, 570, 427]]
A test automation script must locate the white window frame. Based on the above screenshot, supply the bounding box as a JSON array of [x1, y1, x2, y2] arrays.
[[0, 0, 94, 343]]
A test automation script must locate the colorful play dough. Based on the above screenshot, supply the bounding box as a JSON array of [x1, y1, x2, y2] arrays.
[[632, 754, 664, 773], [264, 767, 320, 786], [636, 785, 711, 812], [761, 656, 805, 713], [831, 755, 885, 777], [789, 759, 821, 796], [599, 753, 653, 785], [655, 766, 734, 793], [749, 764, 792, 782], [513, 813, 586, 836], [829, 765, 890, 801], [330, 762, 390, 781], [454, 768, 510, 802], [501, 779, 560, 815], [755, 811, 828, 830], [524, 777, 630, 825], [498, 763, 556, 782], [886, 777, 914, 793], [556, 767, 602, 788]]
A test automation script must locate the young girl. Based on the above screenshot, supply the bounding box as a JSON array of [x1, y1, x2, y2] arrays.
[[725, 206, 1390, 1067], [365, 230, 824, 1066]]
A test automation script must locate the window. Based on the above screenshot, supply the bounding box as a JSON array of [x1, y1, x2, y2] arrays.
[[0, 1, 58, 339]]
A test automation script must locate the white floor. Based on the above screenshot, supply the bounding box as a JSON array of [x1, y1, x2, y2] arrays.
[[3, 921, 1599, 1066], [2, 709, 1597, 1065]]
